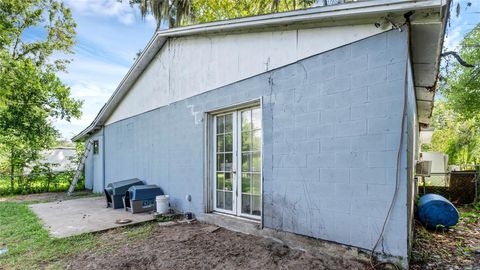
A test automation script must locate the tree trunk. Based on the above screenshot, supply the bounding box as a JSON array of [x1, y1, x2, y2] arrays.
[[10, 147, 14, 194]]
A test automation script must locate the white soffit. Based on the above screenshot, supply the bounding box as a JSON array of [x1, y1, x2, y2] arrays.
[[410, 2, 449, 127]]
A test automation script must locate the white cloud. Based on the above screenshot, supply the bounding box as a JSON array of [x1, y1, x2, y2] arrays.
[[64, 0, 140, 25], [444, 26, 464, 51], [48, 0, 155, 140], [54, 113, 99, 139], [145, 14, 158, 28], [70, 81, 113, 98], [55, 55, 129, 140], [55, 80, 114, 139]]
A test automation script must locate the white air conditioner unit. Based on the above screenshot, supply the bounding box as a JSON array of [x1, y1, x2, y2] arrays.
[[416, 161, 432, 177]]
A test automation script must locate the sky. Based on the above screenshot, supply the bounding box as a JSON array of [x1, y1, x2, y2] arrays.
[[52, 0, 157, 140], [444, 0, 479, 51], [51, 0, 479, 140]]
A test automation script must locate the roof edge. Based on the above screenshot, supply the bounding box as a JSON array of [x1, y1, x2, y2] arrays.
[[72, 0, 445, 141]]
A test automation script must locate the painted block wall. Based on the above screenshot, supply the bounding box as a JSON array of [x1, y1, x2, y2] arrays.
[[84, 130, 104, 193], [106, 24, 386, 124], [84, 146, 93, 190], [101, 29, 411, 258]]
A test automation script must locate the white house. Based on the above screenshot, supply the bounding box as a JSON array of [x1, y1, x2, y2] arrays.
[[24, 147, 77, 174], [73, 0, 449, 266]]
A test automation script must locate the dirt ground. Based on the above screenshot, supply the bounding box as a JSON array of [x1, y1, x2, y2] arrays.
[[0, 191, 368, 269], [410, 206, 480, 270], [63, 222, 368, 270]]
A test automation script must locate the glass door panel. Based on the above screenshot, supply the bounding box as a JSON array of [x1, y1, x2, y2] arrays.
[[239, 108, 262, 217], [215, 113, 234, 212]]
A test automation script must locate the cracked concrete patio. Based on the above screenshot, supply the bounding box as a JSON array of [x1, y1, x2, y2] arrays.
[[29, 197, 155, 237]]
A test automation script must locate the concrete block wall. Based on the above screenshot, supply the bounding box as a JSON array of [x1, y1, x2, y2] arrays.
[[263, 29, 410, 259], [85, 129, 104, 193], [101, 29, 411, 260]]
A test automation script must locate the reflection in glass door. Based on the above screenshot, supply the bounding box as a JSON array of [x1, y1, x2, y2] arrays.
[[239, 108, 262, 217], [213, 107, 262, 219], [215, 113, 234, 212]]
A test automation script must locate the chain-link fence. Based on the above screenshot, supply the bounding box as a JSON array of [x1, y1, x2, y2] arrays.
[[0, 171, 84, 196], [418, 171, 478, 205]]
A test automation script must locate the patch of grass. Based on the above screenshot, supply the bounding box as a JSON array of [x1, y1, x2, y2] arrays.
[[157, 215, 176, 222], [122, 222, 155, 240], [0, 202, 157, 269], [0, 202, 97, 269], [461, 202, 480, 224]]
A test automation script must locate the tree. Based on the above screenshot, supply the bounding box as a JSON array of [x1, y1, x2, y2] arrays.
[[0, 0, 82, 193], [422, 101, 480, 165], [426, 22, 480, 167], [441, 24, 480, 119], [128, 0, 316, 29], [191, 0, 315, 24], [0, 0, 76, 71], [128, 0, 194, 29]]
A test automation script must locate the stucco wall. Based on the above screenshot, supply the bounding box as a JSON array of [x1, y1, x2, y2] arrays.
[[101, 29, 411, 259], [106, 24, 386, 124]]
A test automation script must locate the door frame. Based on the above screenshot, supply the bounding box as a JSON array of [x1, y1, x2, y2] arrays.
[[205, 98, 263, 222]]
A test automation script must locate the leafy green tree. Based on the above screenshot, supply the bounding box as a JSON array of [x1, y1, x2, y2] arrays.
[[192, 0, 315, 24], [128, 0, 315, 29], [422, 101, 480, 165], [0, 0, 76, 71], [441, 24, 480, 119], [425, 24, 480, 167], [128, 0, 194, 29], [0, 0, 81, 193]]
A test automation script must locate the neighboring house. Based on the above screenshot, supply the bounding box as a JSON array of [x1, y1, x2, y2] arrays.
[[25, 147, 77, 174], [73, 0, 449, 266]]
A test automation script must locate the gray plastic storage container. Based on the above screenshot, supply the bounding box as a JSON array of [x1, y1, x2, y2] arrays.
[[124, 185, 164, 213], [104, 178, 144, 209]]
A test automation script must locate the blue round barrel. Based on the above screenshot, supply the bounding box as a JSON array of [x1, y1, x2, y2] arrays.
[[418, 194, 459, 229]]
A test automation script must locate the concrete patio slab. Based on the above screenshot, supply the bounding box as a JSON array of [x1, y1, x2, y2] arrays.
[[29, 197, 155, 238]]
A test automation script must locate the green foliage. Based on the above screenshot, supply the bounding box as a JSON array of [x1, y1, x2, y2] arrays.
[[0, 0, 76, 71], [128, 0, 315, 28], [422, 101, 480, 165], [0, 201, 156, 269], [192, 0, 315, 24], [156, 215, 176, 222], [442, 25, 480, 119], [0, 171, 84, 196], [461, 201, 480, 224], [0, 0, 82, 193], [0, 202, 97, 269], [424, 24, 480, 166], [128, 0, 194, 28]]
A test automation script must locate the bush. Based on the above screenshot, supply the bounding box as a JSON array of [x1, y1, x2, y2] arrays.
[[0, 171, 84, 196]]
